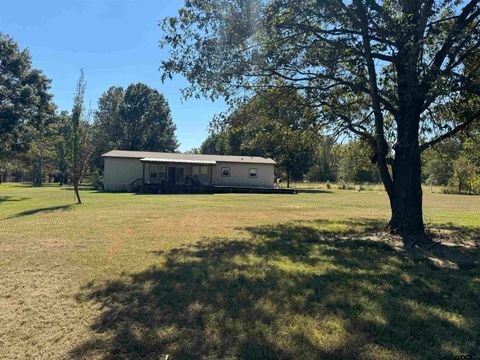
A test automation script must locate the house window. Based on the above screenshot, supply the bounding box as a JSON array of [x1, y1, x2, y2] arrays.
[[192, 166, 209, 175], [192, 166, 210, 185], [200, 166, 209, 175], [221, 167, 231, 177], [150, 164, 165, 182], [249, 168, 258, 178]]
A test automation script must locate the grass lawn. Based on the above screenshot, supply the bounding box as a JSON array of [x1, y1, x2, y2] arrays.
[[0, 183, 479, 359]]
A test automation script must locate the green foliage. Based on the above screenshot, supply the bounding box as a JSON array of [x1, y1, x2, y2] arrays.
[[200, 132, 231, 155], [54, 111, 71, 185], [68, 70, 92, 204], [26, 116, 63, 186], [307, 137, 381, 184], [160, 0, 480, 144], [160, 0, 480, 235], [336, 140, 380, 183], [422, 138, 463, 186], [307, 136, 337, 182], [92, 83, 178, 170], [202, 87, 318, 182], [0, 33, 55, 162], [450, 156, 478, 195], [423, 132, 480, 194]]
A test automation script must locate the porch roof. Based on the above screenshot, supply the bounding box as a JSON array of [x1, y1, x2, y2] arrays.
[[140, 157, 217, 165], [102, 150, 276, 165]]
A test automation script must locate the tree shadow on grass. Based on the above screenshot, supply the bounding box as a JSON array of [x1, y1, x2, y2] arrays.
[[7, 204, 73, 219], [60, 186, 102, 192], [0, 195, 29, 203], [71, 219, 480, 359], [4, 182, 62, 188], [295, 189, 334, 194]]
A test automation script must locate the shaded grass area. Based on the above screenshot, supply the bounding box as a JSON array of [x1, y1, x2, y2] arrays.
[[1, 183, 479, 359], [72, 219, 480, 359]]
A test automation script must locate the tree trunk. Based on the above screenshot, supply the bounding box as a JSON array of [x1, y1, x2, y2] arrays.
[[385, 128, 429, 246], [32, 157, 43, 187], [73, 179, 82, 204], [390, 156, 424, 235], [381, 49, 432, 247]]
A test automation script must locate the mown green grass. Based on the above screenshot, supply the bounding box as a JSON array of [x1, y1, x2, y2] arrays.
[[0, 183, 479, 359]]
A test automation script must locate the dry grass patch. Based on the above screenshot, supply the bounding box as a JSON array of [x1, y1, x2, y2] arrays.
[[0, 183, 479, 359]]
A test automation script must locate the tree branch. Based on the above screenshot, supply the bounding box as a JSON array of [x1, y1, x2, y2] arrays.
[[425, 1, 480, 82], [420, 111, 480, 152], [354, 0, 393, 195]]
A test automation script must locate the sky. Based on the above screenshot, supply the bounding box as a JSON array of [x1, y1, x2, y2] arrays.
[[0, 0, 227, 152]]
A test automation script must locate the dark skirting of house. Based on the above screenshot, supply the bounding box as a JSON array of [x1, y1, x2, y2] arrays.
[[131, 180, 296, 195]]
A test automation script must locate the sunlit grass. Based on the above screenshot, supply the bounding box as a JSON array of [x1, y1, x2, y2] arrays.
[[0, 183, 479, 359]]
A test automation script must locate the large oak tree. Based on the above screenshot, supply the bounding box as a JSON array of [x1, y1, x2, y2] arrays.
[[160, 0, 480, 245]]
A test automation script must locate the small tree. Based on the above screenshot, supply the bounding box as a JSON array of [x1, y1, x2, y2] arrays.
[[68, 70, 92, 204], [451, 156, 477, 194]]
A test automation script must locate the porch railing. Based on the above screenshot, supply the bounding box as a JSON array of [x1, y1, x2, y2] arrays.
[[129, 178, 144, 193]]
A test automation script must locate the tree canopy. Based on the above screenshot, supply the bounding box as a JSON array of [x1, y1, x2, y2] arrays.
[[160, 0, 480, 243], [0, 34, 181, 187], [0, 33, 55, 161], [92, 83, 178, 169], [204, 87, 318, 185]]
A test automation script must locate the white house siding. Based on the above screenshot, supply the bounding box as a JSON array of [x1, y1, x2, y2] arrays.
[[212, 162, 274, 188], [103, 157, 143, 191], [103, 156, 275, 191]]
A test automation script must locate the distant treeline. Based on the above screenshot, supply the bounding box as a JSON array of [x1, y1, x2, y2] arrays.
[[0, 33, 178, 187], [194, 87, 480, 194], [1, 33, 479, 195]]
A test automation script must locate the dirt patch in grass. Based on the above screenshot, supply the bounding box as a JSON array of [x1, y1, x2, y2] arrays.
[[357, 225, 480, 271]]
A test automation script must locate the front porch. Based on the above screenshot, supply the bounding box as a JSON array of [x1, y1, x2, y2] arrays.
[[130, 158, 216, 194], [128, 157, 297, 194]]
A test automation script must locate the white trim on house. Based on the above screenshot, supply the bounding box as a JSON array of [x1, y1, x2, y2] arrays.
[[140, 158, 217, 165]]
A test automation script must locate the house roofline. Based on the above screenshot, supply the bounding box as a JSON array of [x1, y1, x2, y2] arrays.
[[102, 151, 276, 165]]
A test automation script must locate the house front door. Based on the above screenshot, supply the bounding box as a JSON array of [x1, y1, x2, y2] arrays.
[[168, 167, 176, 185], [167, 166, 184, 185]]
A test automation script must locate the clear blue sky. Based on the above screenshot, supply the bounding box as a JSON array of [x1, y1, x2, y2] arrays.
[[0, 0, 227, 151]]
